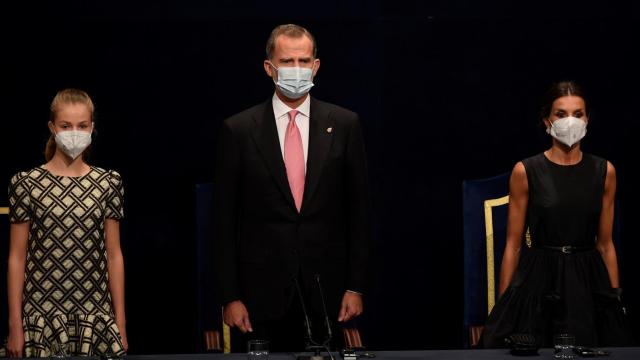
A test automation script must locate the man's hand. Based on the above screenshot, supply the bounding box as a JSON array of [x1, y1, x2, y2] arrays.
[[338, 292, 363, 322], [223, 300, 253, 333]]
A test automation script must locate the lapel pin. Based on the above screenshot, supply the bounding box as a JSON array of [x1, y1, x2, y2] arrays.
[[327, 127, 333, 133]]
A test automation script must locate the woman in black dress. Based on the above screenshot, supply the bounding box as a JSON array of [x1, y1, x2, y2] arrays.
[[482, 81, 631, 348]]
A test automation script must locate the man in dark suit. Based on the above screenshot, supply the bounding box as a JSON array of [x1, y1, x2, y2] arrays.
[[213, 24, 371, 352]]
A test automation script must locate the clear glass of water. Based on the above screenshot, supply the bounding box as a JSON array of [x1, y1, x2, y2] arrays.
[[247, 339, 269, 360], [553, 333, 576, 359]]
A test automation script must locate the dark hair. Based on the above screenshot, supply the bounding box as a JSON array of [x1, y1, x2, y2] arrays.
[[45, 88, 95, 161], [266, 24, 317, 60], [540, 81, 588, 120]]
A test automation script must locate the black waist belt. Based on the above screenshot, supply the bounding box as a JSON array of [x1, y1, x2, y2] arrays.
[[536, 245, 595, 254]]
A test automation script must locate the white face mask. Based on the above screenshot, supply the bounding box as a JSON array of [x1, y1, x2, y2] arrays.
[[269, 61, 315, 99], [546, 116, 587, 147], [55, 130, 92, 160]]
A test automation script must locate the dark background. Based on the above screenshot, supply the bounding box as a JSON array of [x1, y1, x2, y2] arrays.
[[1, 0, 639, 354]]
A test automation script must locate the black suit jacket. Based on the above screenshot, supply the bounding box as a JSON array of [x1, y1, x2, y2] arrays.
[[213, 97, 371, 321]]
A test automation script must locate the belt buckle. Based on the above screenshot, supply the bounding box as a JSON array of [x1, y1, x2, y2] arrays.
[[561, 246, 571, 254]]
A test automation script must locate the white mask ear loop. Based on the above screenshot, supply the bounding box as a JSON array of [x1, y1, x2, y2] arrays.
[[310, 61, 317, 78], [267, 61, 280, 83], [268, 61, 281, 77]]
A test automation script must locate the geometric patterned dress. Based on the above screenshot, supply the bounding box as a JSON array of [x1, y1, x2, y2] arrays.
[[2, 165, 125, 357]]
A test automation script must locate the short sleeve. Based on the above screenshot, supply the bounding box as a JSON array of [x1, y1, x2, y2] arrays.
[[8, 172, 32, 223], [105, 170, 124, 220]]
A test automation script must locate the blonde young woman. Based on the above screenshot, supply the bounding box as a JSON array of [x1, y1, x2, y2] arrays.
[[3, 89, 127, 357]]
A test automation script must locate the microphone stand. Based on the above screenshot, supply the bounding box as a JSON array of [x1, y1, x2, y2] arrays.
[[315, 274, 333, 347], [294, 275, 334, 360]]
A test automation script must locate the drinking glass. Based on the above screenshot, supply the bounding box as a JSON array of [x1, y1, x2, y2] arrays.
[[553, 333, 576, 359], [247, 339, 269, 360]]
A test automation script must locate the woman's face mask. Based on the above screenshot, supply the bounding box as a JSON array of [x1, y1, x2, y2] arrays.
[[49, 103, 94, 160], [54, 129, 92, 160], [546, 116, 587, 147]]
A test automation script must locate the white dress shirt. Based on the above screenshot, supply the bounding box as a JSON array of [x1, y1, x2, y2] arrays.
[[272, 93, 310, 171], [272, 93, 363, 297]]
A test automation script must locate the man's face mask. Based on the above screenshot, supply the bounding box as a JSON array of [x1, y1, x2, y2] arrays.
[[55, 129, 92, 160], [269, 61, 315, 100], [546, 116, 587, 147]]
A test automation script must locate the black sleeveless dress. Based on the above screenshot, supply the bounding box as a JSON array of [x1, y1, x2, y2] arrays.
[[481, 153, 631, 348]]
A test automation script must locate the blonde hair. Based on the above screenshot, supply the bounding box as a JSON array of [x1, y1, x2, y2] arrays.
[[45, 88, 95, 161]]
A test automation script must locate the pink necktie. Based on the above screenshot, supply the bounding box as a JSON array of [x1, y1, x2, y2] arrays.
[[284, 110, 305, 212]]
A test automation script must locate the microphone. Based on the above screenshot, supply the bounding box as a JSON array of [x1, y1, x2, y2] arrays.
[[293, 275, 315, 345], [314, 274, 333, 344], [293, 275, 334, 360]]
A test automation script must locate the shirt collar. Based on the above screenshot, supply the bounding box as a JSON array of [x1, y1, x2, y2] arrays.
[[272, 93, 311, 119]]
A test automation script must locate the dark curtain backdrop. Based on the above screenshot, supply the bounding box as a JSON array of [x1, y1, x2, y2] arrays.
[[1, 0, 639, 354]]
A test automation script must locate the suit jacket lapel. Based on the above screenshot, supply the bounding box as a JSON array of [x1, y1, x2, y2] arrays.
[[301, 98, 333, 213], [250, 100, 297, 210]]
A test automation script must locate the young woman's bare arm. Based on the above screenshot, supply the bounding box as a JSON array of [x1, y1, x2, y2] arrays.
[[7, 222, 29, 358], [105, 218, 128, 352]]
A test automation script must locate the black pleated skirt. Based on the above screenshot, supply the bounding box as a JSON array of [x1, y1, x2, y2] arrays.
[[481, 248, 632, 348]]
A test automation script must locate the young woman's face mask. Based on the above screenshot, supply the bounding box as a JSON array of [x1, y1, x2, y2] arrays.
[[49, 103, 93, 160], [55, 129, 92, 160]]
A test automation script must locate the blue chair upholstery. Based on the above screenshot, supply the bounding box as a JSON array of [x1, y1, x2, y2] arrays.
[[195, 183, 229, 353], [462, 172, 511, 348]]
